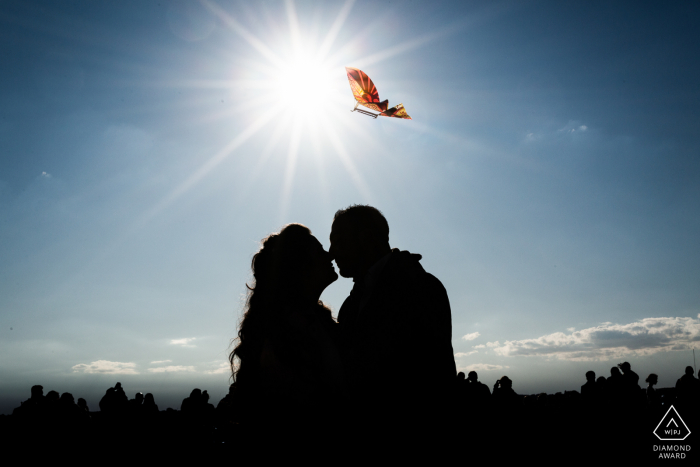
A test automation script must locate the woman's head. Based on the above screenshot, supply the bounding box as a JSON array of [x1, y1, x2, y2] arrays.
[[230, 224, 337, 384], [646, 373, 658, 385], [251, 223, 337, 304]]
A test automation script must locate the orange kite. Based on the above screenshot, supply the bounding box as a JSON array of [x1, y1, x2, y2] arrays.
[[345, 66, 411, 120]]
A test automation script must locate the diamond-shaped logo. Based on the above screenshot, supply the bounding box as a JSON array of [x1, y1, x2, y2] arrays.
[[654, 405, 691, 441]]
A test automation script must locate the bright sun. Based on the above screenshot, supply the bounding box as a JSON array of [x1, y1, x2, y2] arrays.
[[269, 52, 342, 122], [154, 0, 404, 220]]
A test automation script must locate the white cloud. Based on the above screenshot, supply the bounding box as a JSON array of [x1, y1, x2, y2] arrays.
[[486, 341, 500, 347], [150, 360, 172, 364], [72, 360, 138, 375], [491, 315, 700, 362], [170, 337, 196, 347], [557, 121, 590, 134], [461, 332, 481, 341], [473, 344, 486, 349], [203, 362, 231, 375], [460, 364, 509, 372], [147, 365, 195, 373], [454, 351, 478, 358], [41, 171, 51, 178]]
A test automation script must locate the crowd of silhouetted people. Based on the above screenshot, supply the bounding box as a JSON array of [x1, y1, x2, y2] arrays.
[[454, 363, 700, 411], [2, 362, 699, 454]]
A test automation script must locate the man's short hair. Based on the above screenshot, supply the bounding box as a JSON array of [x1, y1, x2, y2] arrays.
[[333, 204, 389, 244]]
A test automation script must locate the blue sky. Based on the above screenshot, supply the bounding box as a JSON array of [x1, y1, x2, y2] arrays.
[[1, 0, 699, 413]]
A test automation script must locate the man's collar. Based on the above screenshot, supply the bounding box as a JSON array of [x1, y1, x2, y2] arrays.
[[363, 251, 391, 286]]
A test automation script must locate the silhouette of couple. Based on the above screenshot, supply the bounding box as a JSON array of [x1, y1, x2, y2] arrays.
[[230, 205, 456, 432]]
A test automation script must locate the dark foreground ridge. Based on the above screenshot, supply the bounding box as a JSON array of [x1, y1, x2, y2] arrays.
[[2, 364, 699, 460]]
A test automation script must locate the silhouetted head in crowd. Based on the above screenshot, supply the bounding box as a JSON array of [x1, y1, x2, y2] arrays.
[[230, 223, 337, 383], [329, 205, 391, 280], [144, 393, 156, 405], [202, 390, 210, 402], [618, 362, 631, 373], [134, 392, 144, 404], [468, 371, 479, 383], [190, 388, 202, 399], [77, 398, 88, 411], [585, 371, 595, 382], [46, 390, 59, 402], [596, 376, 606, 385], [498, 376, 512, 389], [610, 367, 621, 377], [457, 372, 465, 381], [685, 366, 694, 376], [115, 382, 122, 389], [31, 385, 44, 399], [60, 393, 74, 404], [646, 374, 658, 386]]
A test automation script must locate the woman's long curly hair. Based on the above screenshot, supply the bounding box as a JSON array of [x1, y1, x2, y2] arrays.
[[229, 223, 331, 386]]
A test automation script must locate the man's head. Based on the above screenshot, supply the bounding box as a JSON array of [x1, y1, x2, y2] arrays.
[[686, 366, 694, 376], [467, 371, 478, 383], [586, 371, 595, 382], [31, 385, 43, 399], [499, 376, 512, 389], [329, 205, 390, 279]]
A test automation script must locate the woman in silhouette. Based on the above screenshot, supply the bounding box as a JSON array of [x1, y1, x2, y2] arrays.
[[229, 224, 344, 427], [645, 373, 661, 409]]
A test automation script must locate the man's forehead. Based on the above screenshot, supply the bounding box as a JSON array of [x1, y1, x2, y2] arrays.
[[331, 216, 354, 233], [330, 219, 343, 237]]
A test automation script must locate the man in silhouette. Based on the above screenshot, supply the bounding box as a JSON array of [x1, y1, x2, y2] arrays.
[[618, 362, 639, 388], [607, 366, 624, 404], [466, 371, 491, 400], [675, 366, 698, 409], [330, 205, 456, 425], [181, 388, 202, 413], [581, 371, 599, 407], [128, 392, 144, 417], [12, 385, 45, 419], [581, 371, 596, 396]]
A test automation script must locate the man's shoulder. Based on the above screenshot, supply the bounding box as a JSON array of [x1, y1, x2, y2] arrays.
[[383, 250, 446, 288]]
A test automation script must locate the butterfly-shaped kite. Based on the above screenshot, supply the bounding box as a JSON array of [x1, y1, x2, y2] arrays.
[[345, 67, 412, 120]]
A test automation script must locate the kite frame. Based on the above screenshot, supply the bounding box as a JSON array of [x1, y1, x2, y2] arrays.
[[351, 102, 379, 119]]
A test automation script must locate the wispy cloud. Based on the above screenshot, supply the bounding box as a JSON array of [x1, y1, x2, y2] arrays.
[[473, 344, 486, 349], [486, 341, 500, 347], [147, 365, 195, 373], [525, 120, 589, 142], [203, 362, 231, 375], [557, 121, 589, 134], [461, 332, 481, 341], [460, 363, 509, 372], [491, 315, 700, 361], [454, 351, 479, 358], [40, 171, 51, 178], [150, 360, 172, 364], [170, 337, 196, 348], [72, 360, 138, 375]]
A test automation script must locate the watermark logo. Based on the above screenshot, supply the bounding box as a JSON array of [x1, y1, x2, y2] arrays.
[[654, 405, 691, 441]]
